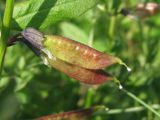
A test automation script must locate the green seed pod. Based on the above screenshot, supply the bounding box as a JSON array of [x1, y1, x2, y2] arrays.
[[43, 35, 121, 70]]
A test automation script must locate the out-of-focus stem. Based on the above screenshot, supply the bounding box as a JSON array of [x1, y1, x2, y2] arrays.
[[107, 16, 116, 50], [108, 16, 116, 39], [0, 0, 14, 76], [94, 104, 160, 115], [122, 89, 160, 118], [84, 88, 95, 108]]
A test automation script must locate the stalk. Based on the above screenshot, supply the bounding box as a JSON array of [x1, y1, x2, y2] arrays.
[[0, 0, 15, 75], [122, 89, 160, 118]]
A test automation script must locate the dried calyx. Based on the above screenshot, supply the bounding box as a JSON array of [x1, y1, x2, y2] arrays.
[[8, 28, 54, 66], [21, 27, 45, 56], [21, 28, 56, 66]]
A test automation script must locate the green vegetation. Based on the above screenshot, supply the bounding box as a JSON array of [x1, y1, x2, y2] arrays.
[[0, 0, 160, 120]]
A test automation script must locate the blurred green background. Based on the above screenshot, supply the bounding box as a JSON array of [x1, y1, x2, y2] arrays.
[[0, 0, 160, 120]]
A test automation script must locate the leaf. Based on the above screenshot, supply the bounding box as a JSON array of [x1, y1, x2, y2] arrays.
[[0, 77, 10, 90], [12, 0, 98, 30], [60, 22, 88, 44]]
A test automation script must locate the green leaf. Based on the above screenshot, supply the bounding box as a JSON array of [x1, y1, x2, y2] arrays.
[[12, 0, 98, 30], [60, 22, 88, 44], [0, 77, 10, 90]]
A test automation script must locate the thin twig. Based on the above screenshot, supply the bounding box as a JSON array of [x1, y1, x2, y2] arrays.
[[122, 88, 160, 117], [94, 104, 160, 115]]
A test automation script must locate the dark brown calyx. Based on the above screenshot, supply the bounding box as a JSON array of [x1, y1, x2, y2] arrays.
[[21, 27, 45, 56]]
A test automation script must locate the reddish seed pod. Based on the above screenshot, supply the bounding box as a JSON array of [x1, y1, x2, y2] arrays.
[[19, 27, 130, 85], [47, 57, 113, 84], [36, 106, 105, 120]]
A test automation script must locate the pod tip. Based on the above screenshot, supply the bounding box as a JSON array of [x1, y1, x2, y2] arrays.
[[117, 58, 132, 72], [119, 84, 123, 89], [113, 77, 123, 90], [127, 67, 132, 72]]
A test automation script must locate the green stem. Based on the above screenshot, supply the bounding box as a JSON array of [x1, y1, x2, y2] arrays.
[[88, 28, 94, 47], [84, 88, 94, 108], [0, 0, 15, 75], [108, 16, 116, 39], [88, 18, 96, 47], [107, 16, 116, 50], [122, 89, 160, 118], [94, 104, 160, 115]]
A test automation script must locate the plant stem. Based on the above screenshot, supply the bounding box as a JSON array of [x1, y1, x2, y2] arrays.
[[122, 89, 160, 118], [94, 104, 160, 115], [108, 16, 116, 39], [88, 18, 96, 47], [107, 16, 116, 50], [0, 0, 15, 75], [84, 88, 94, 108]]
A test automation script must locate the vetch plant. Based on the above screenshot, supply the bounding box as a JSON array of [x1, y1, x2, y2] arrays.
[[0, 0, 99, 75], [1, 0, 160, 119], [8, 27, 131, 85]]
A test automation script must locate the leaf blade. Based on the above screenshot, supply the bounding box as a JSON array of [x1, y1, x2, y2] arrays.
[[12, 0, 98, 30]]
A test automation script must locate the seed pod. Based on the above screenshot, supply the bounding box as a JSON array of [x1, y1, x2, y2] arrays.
[[20, 27, 130, 84], [43, 35, 122, 70], [46, 57, 113, 84], [36, 106, 106, 120]]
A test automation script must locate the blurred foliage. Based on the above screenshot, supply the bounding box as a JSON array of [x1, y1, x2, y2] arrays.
[[0, 0, 160, 120], [11, 0, 98, 30]]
